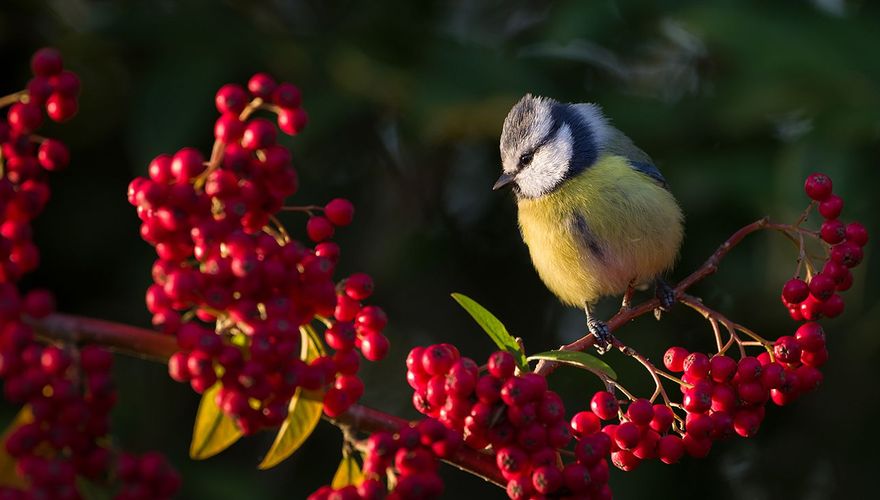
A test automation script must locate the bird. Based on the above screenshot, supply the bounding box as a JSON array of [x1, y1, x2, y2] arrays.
[[495, 94, 684, 352]]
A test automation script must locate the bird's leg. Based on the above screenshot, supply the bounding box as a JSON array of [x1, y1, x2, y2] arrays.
[[654, 277, 676, 319], [584, 302, 612, 354], [618, 280, 636, 314]]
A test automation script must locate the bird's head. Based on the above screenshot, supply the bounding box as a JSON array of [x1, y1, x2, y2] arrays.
[[496, 94, 605, 198]]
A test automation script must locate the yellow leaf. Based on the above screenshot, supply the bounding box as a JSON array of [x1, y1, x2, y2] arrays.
[[0, 406, 33, 488], [189, 383, 242, 459], [258, 326, 326, 469], [331, 453, 363, 489]]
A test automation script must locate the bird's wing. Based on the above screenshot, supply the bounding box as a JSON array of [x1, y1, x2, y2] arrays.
[[602, 125, 669, 190]]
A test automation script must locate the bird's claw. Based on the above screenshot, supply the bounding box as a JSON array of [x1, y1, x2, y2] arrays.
[[655, 279, 676, 312], [588, 318, 613, 354]]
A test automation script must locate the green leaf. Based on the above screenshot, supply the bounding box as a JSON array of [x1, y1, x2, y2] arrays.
[[451, 293, 527, 369], [258, 326, 326, 469], [189, 383, 243, 460], [0, 406, 32, 488], [527, 350, 617, 380], [330, 452, 364, 489]]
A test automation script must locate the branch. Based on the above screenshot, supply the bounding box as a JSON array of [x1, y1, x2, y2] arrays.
[[534, 217, 772, 376], [30, 313, 506, 487]]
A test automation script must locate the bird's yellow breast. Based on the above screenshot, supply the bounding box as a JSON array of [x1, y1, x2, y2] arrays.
[[517, 154, 684, 306]]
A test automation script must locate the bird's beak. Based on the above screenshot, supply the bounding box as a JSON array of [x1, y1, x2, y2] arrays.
[[493, 172, 516, 191]]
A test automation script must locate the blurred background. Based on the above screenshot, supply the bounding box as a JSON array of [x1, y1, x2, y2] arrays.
[[1, 0, 878, 498]]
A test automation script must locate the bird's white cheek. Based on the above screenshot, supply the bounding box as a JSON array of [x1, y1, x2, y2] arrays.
[[515, 126, 573, 198]]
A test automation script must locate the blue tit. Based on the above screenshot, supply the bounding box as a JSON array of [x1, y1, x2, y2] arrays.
[[494, 94, 684, 350]]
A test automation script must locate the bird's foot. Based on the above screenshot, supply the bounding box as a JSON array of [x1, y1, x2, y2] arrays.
[[654, 278, 676, 319], [588, 318, 613, 354]]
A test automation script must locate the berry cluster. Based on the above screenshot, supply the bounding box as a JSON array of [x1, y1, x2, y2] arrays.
[[2, 312, 117, 498], [407, 347, 581, 497], [309, 418, 461, 500], [114, 452, 181, 500], [129, 74, 388, 433], [0, 48, 178, 500], [781, 173, 867, 321], [0, 48, 76, 282]]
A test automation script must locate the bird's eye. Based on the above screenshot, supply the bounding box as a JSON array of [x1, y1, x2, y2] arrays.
[[519, 151, 534, 167]]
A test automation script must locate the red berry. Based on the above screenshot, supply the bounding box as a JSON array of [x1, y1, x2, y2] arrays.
[[845, 222, 868, 246], [657, 434, 684, 464], [590, 391, 619, 420], [611, 449, 641, 471], [773, 335, 802, 363], [214, 113, 244, 142], [445, 361, 477, 398], [633, 428, 660, 460], [241, 118, 276, 150], [26, 77, 53, 104], [799, 296, 824, 321], [506, 475, 532, 500], [247, 73, 277, 99], [808, 273, 836, 302], [168, 352, 191, 382], [8, 102, 42, 133], [575, 432, 610, 466], [37, 139, 70, 171], [359, 332, 389, 361], [562, 463, 591, 493], [663, 346, 688, 372], [818, 194, 843, 219], [709, 355, 737, 383], [649, 404, 675, 433], [215, 84, 248, 114], [570, 411, 601, 438], [625, 399, 653, 426], [23, 289, 55, 318], [170, 147, 205, 182], [40, 346, 70, 375], [31, 47, 63, 76], [613, 422, 640, 450], [683, 352, 710, 379], [324, 198, 355, 226], [820, 219, 846, 244], [733, 409, 761, 437], [306, 216, 335, 242], [322, 387, 351, 417], [801, 347, 828, 368], [45, 93, 78, 122], [821, 294, 844, 318], [344, 273, 374, 300], [356, 305, 387, 331], [737, 356, 762, 381], [273, 82, 302, 108], [794, 322, 825, 352], [277, 108, 308, 135], [495, 446, 528, 474], [804, 173, 832, 201], [51, 70, 80, 97], [682, 383, 711, 413], [781, 278, 810, 304], [831, 241, 863, 268], [487, 351, 516, 379], [531, 465, 563, 494], [682, 433, 712, 458]]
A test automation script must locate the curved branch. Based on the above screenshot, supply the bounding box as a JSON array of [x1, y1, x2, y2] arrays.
[[535, 217, 772, 376]]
